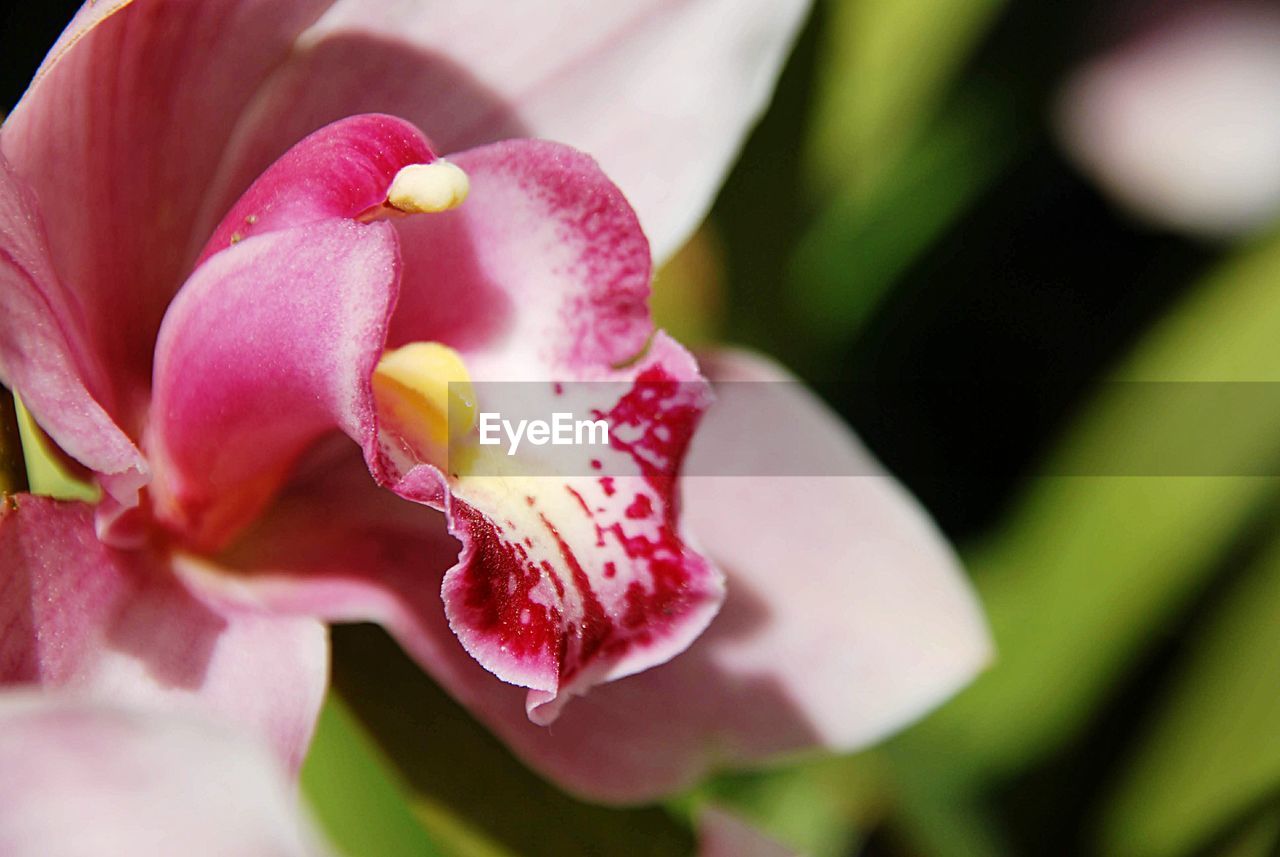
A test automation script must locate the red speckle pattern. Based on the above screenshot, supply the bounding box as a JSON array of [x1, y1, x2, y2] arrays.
[[453, 506, 562, 674], [445, 365, 718, 699]]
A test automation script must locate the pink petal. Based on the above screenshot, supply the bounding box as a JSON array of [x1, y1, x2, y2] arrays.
[[442, 349, 987, 801], [433, 336, 723, 723], [387, 139, 655, 375], [0, 692, 331, 856], [0, 152, 147, 506], [0, 496, 327, 773], [373, 139, 723, 718], [148, 218, 400, 550], [1, 0, 333, 432], [194, 0, 813, 262], [193, 113, 436, 268], [679, 348, 993, 752]]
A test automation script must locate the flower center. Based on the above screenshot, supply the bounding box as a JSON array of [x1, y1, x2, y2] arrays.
[[373, 342, 477, 461]]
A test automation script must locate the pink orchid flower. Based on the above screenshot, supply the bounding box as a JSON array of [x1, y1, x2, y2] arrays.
[[0, 0, 991, 801]]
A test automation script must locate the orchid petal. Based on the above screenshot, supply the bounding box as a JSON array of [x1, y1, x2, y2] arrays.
[[1, 0, 333, 431], [196, 0, 812, 263], [0, 496, 328, 773], [0, 693, 331, 856], [148, 218, 400, 550], [193, 113, 435, 268], [433, 335, 723, 724], [0, 152, 146, 505], [678, 349, 993, 749], [387, 139, 655, 375], [373, 139, 723, 718]]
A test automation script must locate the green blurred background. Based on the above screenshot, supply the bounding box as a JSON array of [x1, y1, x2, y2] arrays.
[[6, 1, 1280, 855]]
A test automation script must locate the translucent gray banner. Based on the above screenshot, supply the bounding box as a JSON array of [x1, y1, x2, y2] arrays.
[[443, 381, 1280, 477]]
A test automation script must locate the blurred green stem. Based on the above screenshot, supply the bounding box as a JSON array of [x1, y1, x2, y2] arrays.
[[895, 227, 1280, 787]]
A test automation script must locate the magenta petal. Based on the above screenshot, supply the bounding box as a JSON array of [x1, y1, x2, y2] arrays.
[[3, 1, 335, 427], [0, 497, 327, 773], [148, 219, 399, 549], [0, 693, 331, 856], [194, 113, 435, 267], [0, 152, 146, 503]]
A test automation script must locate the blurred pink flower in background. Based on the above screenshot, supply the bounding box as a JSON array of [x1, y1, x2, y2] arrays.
[[1056, 0, 1280, 237], [0, 0, 990, 803]]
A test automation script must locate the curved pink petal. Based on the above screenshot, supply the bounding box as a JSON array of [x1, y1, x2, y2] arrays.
[[1, 0, 333, 435], [433, 335, 723, 723], [0, 152, 146, 504], [0, 693, 331, 856], [148, 218, 400, 550], [193, 113, 436, 268], [0, 496, 327, 773], [387, 139, 654, 374], [198, 0, 812, 263], [374, 139, 723, 718]]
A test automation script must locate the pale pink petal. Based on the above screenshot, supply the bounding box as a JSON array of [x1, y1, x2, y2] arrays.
[[0, 152, 146, 504], [198, 0, 812, 262], [698, 807, 797, 857], [679, 348, 993, 751], [1056, 1, 1280, 236], [148, 218, 400, 550], [387, 139, 655, 376], [0, 692, 331, 856], [1, 0, 333, 430], [0, 496, 328, 773]]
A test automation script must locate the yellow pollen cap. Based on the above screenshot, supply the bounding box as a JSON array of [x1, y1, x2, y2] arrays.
[[386, 161, 470, 214], [372, 342, 477, 454]]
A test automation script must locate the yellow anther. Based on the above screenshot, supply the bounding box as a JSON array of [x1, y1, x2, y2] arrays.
[[373, 342, 477, 454], [386, 161, 470, 214]]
